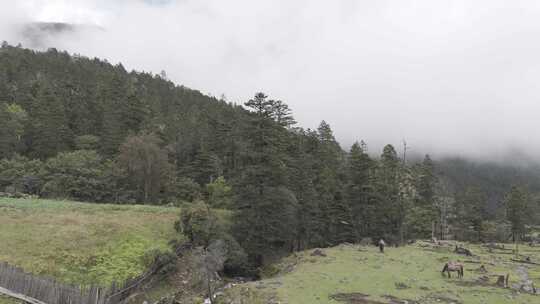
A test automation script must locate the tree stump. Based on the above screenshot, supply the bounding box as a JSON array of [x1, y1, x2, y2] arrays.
[[454, 246, 473, 256], [496, 275, 505, 287]]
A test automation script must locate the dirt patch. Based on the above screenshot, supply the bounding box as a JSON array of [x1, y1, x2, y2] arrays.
[[329, 293, 385, 304], [420, 294, 462, 304], [452, 278, 492, 288], [394, 282, 410, 289], [311, 248, 327, 257], [382, 294, 419, 304], [512, 265, 537, 293], [329, 293, 420, 304]]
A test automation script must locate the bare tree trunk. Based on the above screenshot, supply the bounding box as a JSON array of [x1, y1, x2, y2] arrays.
[[144, 179, 150, 203], [207, 271, 214, 304], [399, 223, 404, 246], [431, 221, 435, 241]]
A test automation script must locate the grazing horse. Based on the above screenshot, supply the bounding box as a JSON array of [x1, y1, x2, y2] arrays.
[[441, 262, 464, 278]]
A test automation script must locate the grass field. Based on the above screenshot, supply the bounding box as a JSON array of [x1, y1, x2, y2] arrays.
[[221, 242, 540, 304], [0, 295, 20, 304], [0, 198, 180, 286]]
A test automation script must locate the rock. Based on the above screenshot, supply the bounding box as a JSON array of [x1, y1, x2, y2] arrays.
[[359, 237, 372, 246], [476, 275, 490, 283], [496, 275, 507, 287], [311, 249, 327, 257], [454, 246, 473, 256], [495, 274, 510, 287], [395, 282, 410, 289]]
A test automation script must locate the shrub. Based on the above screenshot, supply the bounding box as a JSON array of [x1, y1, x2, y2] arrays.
[[178, 201, 217, 246], [143, 249, 178, 276], [169, 177, 201, 203], [177, 201, 248, 275], [0, 155, 43, 193], [74, 135, 101, 150], [205, 176, 233, 208], [42, 150, 107, 201]]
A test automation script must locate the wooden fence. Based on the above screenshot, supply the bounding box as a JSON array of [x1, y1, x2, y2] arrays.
[[0, 262, 106, 304], [0, 243, 192, 304]]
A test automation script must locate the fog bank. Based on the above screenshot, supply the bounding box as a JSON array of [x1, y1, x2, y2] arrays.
[[2, 0, 540, 161]]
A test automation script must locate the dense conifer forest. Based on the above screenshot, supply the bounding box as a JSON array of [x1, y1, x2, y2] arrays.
[[1, 44, 539, 270]]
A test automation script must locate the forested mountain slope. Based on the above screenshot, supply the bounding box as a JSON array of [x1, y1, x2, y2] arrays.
[[0, 44, 538, 268], [436, 157, 540, 216], [0, 43, 246, 161]]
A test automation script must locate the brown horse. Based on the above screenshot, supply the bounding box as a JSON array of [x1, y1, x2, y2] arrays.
[[441, 262, 464, 278]]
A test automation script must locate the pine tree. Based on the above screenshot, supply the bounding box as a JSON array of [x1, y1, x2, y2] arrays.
[[346, 141, 373, 241], [455, 186, 488, 241], [373, 144, 402, 242], [0, 101, 12, 158], [313, 121, 351, 245], [505, 186, 530, 242], [407, 154, 438, 238], [28, 81, 72, 159], [233, 93, 298, 264], [100, 73, 128, 156]]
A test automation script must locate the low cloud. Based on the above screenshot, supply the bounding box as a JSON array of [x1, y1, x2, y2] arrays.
[[2, 0, 540, 161]]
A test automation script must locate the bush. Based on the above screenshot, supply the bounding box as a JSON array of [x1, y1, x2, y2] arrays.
[[143, 249, 178, 275], [178, 201, 217, 246], [176, 201, 248, 275], [221, 234, 248, 275], [169, 177, 201, 203], [206, 176, 233, 208], [42, 150, 108, 201], [75, 135, 101, 150], [0, 155, 43, 194]]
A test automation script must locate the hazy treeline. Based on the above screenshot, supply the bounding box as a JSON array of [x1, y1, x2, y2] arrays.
[[0, 44, 538, 269]]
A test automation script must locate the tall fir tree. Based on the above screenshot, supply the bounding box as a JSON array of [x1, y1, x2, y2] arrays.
[[0, 101, 12, 158], [100, 73, 129, 156], [373, 144, 402, 242], [233, 93, 298, 264], [406, 154, 438, 238], [314, 121, 352, 245], [27, 81, 72, 159], [505, 186, 530, 242], [345, 141, 373, 241], [455, 186, 488, 241]]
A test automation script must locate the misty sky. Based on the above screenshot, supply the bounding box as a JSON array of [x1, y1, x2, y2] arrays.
[[1, 0, 540, 161]]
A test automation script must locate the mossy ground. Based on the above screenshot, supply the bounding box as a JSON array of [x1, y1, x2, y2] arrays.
[[220, 242, 540, 304], [0, 295, 20, 304], [0, 198, 180, 286]]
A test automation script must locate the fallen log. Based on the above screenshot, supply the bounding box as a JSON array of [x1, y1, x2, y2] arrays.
[[511, 258, 540, 265], [454, 246, 473, 256], [0, 286, 48, 304], [496, 274, 509, 288]]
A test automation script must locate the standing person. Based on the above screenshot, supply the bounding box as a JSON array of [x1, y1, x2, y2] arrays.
[[378, 239, 386, 253]]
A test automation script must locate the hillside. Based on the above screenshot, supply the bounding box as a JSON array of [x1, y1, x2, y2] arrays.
[[436, 157, 540, 215], [220, 243, 540, 304], [1, 44, 539, 288], [0, 295, 19, 304], [0, 198, 179, 285]]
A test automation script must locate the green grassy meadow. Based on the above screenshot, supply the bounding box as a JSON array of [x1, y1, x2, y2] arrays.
[[0, 198, 180, 286], [0, 295, 20, 304], [221, 242, 540, 304]]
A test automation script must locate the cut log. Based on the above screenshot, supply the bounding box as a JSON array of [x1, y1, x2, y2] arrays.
[[496, 274, 509, 288], [454, 246, 473, 256], [0, 286, 48, 304]]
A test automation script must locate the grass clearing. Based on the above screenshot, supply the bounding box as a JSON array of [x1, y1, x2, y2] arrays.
[[221, 242, 540, 304], [0, 295, 20, 304], [0, 197, 180, 286]]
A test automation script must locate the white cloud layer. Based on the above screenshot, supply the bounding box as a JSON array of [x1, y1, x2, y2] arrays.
[[2, 0, 540, 161]]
